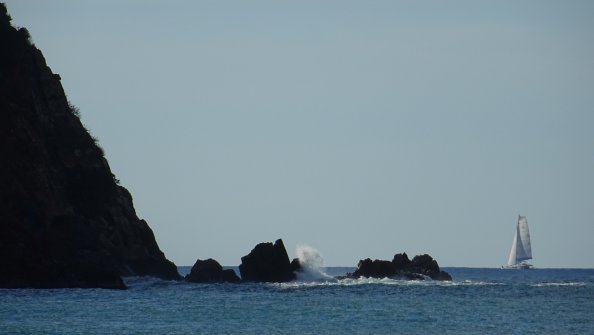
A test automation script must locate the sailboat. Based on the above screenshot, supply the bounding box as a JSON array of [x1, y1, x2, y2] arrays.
[[503, 215, 533, 269]]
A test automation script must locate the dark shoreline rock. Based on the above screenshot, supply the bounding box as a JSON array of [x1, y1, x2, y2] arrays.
[[185, 259, 240, 283], [239, 239, 296, 282], [351, 259, 398, 279], [290, 258, 302, 273], [348, 252, 452, 281], [0, 3, 181, 289]]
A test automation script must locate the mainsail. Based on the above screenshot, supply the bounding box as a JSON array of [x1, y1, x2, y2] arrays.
[[507, 215, 532, 266]]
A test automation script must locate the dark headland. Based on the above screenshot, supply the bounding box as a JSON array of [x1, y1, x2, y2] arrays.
[[0, 4, 451, 288], [0, 3, 180, 289]]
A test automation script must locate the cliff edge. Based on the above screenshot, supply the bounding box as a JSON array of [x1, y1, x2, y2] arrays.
[[0, 4, 181, 288]]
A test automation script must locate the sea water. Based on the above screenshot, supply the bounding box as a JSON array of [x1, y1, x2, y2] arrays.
[[1, 266, 593, 334]]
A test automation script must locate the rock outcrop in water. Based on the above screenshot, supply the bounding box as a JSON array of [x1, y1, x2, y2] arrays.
[[0, 4, 180, 289], [348, 252, 452, 281], [185, 259, 240, 283], [239, 239, 297, 282], [290, 257, 302, 273]]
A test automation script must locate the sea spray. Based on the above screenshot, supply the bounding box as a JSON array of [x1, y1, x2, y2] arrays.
[[295, 245, 336, 281]]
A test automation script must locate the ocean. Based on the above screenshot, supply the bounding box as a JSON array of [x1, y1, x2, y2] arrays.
[[1, 267, 593, 334]]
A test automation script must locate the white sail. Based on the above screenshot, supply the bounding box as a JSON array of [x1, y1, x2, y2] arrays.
[[516, 216, 532, 261], [506, 215, 532, 266]]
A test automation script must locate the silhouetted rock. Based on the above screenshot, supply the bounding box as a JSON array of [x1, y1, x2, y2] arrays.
[[347, 252, 452, 281], [290, 258, 302, 273], [351, 258, 397, 278], [185, 259, 240, 283], [0, 4, 181, 289], [407, 254, 452, 281], [392, 252, 412, 269], [239, 239, 296, 282], [221, 269, 241, 282]]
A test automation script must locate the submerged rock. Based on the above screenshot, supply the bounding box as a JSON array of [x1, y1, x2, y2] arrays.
[[0, 4, 181, 289], [185, 259, 240, 283], [239, 239, 296, 282], [348, 252, 452, 281]]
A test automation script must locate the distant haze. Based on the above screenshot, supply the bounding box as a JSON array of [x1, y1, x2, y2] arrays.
[[6, 0, 594, 267]]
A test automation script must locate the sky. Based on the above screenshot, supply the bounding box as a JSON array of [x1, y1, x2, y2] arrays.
[[5, 1, 594, 268]]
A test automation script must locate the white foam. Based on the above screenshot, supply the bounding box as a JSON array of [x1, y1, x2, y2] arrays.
[[275, 276, 507, 289], [532, 282, 586, 287], [294, 244, 336, 282]]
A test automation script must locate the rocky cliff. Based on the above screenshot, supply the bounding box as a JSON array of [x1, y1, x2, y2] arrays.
[[0, 4, 180, 288]]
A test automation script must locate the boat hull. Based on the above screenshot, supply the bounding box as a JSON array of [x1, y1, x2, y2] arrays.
[[502, 263, 533, 270]]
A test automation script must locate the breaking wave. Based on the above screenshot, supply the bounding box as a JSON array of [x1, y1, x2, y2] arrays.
[[294, 244, 336, 282]]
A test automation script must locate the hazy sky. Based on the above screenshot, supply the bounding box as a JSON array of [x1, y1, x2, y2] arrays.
[[6, 1, 594, 267]]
